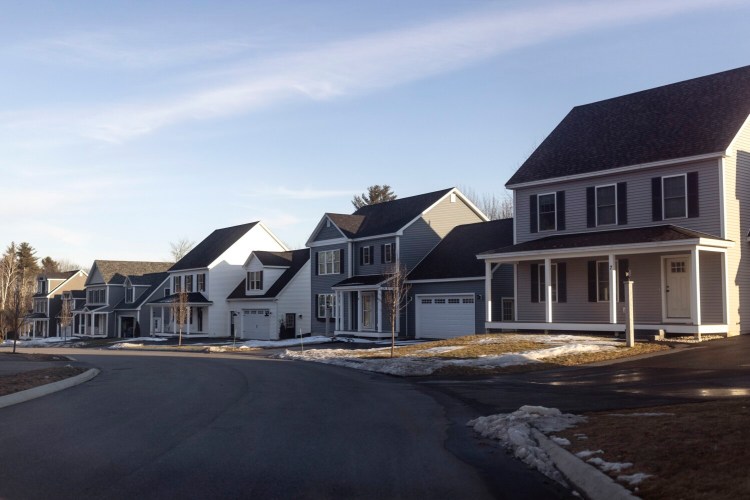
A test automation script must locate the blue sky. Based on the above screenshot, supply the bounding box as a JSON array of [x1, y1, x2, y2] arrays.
[[2, 0, 750, 267]]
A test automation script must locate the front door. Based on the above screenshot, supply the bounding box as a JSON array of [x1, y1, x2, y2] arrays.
[[361, 292, 375, 330], [665, 256, 690, 319]]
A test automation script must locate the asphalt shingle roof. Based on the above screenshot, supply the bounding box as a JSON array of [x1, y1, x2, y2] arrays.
[[408, 219, 514, 280], [170, 222, 259, 271], [507, 65, 750, 186], [114, 272, 169, 310], [149, 292, 213, 305], [228, 249, 310, 300], [332, 274, 389, 288], [93, 261, 173, 285]]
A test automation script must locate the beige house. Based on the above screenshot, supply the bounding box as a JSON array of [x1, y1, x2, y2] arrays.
[[482, 65, 750, 338]]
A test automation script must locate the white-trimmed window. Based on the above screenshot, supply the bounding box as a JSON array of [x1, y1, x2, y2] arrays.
[[173, 276, 182, 293], [197, 273, 206, 292], [502, 298, 515, 321], [383, 243, 394, 263], [538, 193, 556, 231], [318, 250, 341, 275], [317, 294, 336, 319], [247, 271, 263, 290], [362, 246, 372, 265], [37, 279, 47, 294], [663, 174, 687, 219], [539, 263, 558, 302], [596, 185, 616, 226], [125, 285, 134, 303], [596, 261, 620, 302], [184, 275, 193, 293]]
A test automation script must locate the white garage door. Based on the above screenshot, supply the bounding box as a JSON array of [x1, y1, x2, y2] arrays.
[[415, 294, 475, 339], [242, 309, 271, 340]]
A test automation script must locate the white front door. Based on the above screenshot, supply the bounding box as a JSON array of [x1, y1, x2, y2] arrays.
[[665, 256, 690, 319], [361, 292, 375, 330]]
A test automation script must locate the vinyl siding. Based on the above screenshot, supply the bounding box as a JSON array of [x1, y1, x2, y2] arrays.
[[699, 251, 723, 324], [514, 159, 722, 244], [310, 243, 347, 334], [353, 237, 397, 275], [312, 221, 344, 242]]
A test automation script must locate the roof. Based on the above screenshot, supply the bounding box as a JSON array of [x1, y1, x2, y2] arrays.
[[70, 290, 86, 299], [408, 219, 514, 280], [41, 271, 79, 280], [228, 249, 310, 300], [171, 222, 259, 271], [92, 260, 173, 285], [128, 272, 168, 287], [507, 65, 750, 186], [332, 274, 388, 288], [253, 250, 295, 267], [482, 225, 727, 256], [149, 292, 213, 305], [114, 272, 169, 310]]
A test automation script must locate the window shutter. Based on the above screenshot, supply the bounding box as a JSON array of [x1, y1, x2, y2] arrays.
[[652, 177, 663, 221], [687, 172, 699, 218], [315, 252, 319, 275], [556, 191, 566, 230], [618, 259, 629, 303], [381, 245, 385, 264], [370, 246, 375, 265], [530, 264, 539, 303], [587, 261, 597, 302], [586, 187, 595, 228], [617, 182, 628, 225], [557, 262, 567, 303], [260, 270, 264, 290], [530, 195, 538, 233], [359, 247, 364, 266]]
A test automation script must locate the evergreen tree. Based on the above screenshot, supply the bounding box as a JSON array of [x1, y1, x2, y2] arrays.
[[15, 242, 38, 273], [40, 256, 59, 274], [352, 185, 397, 209]]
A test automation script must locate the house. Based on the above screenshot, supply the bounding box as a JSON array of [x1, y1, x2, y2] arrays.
[[406, 219, 514, 339], [59, 290, 86, 338], [481, 65, 750, 338], [307, 188, 487, 338], [112, 272, 170, 338], [227, 249, 311, 340], [76, 260, 173, 337], [23, 270, 88, 338], [147, 222, 288, 338]]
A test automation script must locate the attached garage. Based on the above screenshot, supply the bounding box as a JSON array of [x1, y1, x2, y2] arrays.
[[415, 294, 476, 339], [241, 309, 271, 340]]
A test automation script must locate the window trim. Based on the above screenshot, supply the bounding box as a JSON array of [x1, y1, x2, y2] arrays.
[[537, 192, 557, 232], [595, 184, 617, 227], [501, 298, 515, 321], [595, 260, 621, 302], [662, 173, 687, 220], [539, 263, 558, 303], [317, 294, 336, 319], [318, 250, 341, 275], [173, 276, 182, 293], [383, 243, 394, 263], [197, 273, 206, 292], [361, 246, 372, 266], [247, 271, 262, 291]]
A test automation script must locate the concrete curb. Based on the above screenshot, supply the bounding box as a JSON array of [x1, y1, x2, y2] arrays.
[[531, 429, 638, 500], [0, 368, 100, 410]]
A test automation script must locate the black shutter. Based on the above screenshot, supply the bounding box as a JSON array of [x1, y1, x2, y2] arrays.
[[557, 262, 567, 303], [370, 246, 375, 265], [338, 249, 343, 274], [315, 252, 319, 275], [652, 177, 663, 221], [618, 259, 629, 303], [687, 172, 699, 218], [259, 270, 264, 290], [530, 264, 539, 303], [530, 195, 538, 233], [556, 191, 566, 230], [587, 260, 597, 302], [359, 247, 364, 266], [586, 187, 596, 228], [381, 244, 385, 264], [617, 182, 628, 225]]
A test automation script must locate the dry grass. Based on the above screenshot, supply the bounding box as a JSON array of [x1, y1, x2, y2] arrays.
[[556, 399, 750, 499], [0, 366, 86, 396], [0, 352, 71, 361]]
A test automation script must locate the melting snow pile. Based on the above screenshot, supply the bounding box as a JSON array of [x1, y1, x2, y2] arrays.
[[586, 457, 633, 473], [468, 406, 586, 483], [1, 336, 80, 347]]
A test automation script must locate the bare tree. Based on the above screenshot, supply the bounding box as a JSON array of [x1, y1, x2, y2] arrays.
[[381, 261, 411, 358], [352, 185, 397, 209], [170, 238, 195, 261], [0, 243, 19, 338], [170, 289, 189, 347], [59, 294, 73, 340], [459, 186, 514, 220], [56, 258, 84, 272], [4, 269, 29, 353]]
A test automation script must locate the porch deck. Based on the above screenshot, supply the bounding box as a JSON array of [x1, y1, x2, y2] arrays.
[[486, 320, 728, 336]]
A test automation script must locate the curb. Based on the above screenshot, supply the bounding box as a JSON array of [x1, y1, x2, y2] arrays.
[[0, 368, 100, 410], [531, 429, 638, 500]]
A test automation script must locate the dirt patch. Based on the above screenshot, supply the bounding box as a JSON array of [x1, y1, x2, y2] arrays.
[[556, 399, 750, 499], [0, 352, 70, 362], [0, 366, 87, 396]]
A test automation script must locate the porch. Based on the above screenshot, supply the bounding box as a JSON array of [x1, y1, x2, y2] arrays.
[[331, 275, 394, 339], [21, 313, 48, 339], [148, 292, 213, 338], [74, 306, 109, 337]]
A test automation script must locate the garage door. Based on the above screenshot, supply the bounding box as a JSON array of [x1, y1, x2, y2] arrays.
[[415, 294, 475, 339], [242, 309, 271, 340]]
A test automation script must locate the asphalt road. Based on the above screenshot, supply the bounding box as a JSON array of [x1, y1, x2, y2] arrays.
[[0, 349, 569, 500]]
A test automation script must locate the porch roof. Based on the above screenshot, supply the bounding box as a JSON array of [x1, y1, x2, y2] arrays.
[[480, 225, 731, 260], [149, 292, 213, 306], [332, 274, 388, 289], [80, 304, 106, 312], [25, 312, 47, 319]]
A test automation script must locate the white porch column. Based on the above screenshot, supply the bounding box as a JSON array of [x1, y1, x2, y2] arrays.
[[485, 261, 492, 322], [609, 254, 617, 324], [544, 258, 552, 323], [173, 309, 177, 334], [357, 291, 362, 332], [377, 289, 383, 333], [160, 307, 165, 334], [691, 248, 701, 327], [186, 306, 191, 336], [337, 292, 343, 331], [149, 307, 154, 336]]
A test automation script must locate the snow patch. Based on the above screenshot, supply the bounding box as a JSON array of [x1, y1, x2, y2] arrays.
[[550, 436, 570, 446], [575, 449, 603, 459], [239, 336, 334, 349], [419, 346, 465, 354], [113, 337, 166, 343], [2, 336, 80, 347], [586, 457, 633, 473], [617, 473, 652, 485]]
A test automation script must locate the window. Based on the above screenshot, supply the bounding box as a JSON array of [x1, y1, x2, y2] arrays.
[[318, 250, 341, 275], [164, 288, 170, 298], [383, 243, 394, 263], [421, 299, 432, 304], [663, 174, 687, 219], [360, 246, 372, 266], [125, 285, 134, 303], [434, 298, 446, 304], [596, 185, 616, 226], [184, 275, 193, 293], [462, 298, 474, 304], [448, 298, 460, 304], [596, 261, 611, 302], [317, 294, 336, 319], [539, 263, 558, 302], [538, 193, 556, 231], [197, 273, 206, 292], [173, 276, 182, 293], [37, 279, 46, 294], [502, 298, 515, 321], [247, 271, 263, 290], [590, 260, 627, 303]]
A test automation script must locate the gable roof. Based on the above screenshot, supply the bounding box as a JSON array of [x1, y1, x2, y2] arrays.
[[41, 270, 79, 280], [89, 260, 173, 285], [507, 65, 750, 187], [408, 218, 514, 280], [171, 222, 259, 271], [114, 272, 170, 310], [228, 249, 310, 300]]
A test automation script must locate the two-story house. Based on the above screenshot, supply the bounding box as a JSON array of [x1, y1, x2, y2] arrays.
[[481, 65, 750, 338], [59, 290, 86, 338], [147, 221, 288, 338], [76, 260, 173, 337], [307, 188, 487, 338], [227, 249, 311, 340], [112, 272, 171, 338], [23, 270, 88, 338]]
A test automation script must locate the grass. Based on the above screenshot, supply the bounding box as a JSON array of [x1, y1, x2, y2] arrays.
[[0, 366, 86, 396], [555, 399, 750, 499]]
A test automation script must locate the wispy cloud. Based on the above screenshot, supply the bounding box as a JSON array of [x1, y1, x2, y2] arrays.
[[242, 186, 357, 201], [0, 0, 741, 143]]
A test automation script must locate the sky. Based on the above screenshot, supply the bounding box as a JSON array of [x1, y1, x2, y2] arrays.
[[2, 0, 750, 268]]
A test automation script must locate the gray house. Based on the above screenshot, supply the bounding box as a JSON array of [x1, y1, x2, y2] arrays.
[[23, 270, 88, 338], [307, 188, 487, 338], [407, 218, 514, 339], [112, 272, 171, 338], [481, 65, 750, 338]]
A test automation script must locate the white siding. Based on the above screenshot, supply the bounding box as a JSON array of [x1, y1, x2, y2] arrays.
[[274, 261, 312, 337]]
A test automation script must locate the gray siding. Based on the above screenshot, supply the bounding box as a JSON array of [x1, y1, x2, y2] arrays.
[[310, 243, 348, 334], [353, 237, 397, 276], [700, 251, 723, 324], [312, 221, 345, 242], [514, 159, 722, 244], [491, 264, 515, 321], [400, 219, 441, 271]]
